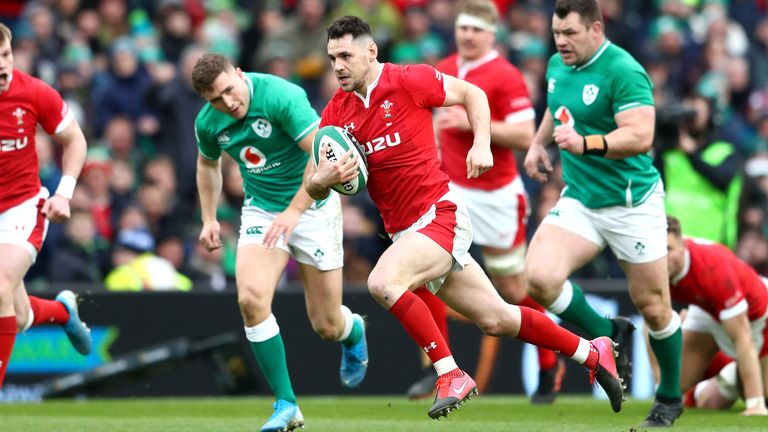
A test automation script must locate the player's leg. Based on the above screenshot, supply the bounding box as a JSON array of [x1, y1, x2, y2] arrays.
[[13, 281, 91, 355], [0, 245, 31, 388], [679, 329, 719, 393], [0, 193, 50, 387], [291, 193, 368, 388], [761, 323, 768, 407], [369, 229, 470, 418], [525, 200, 616, 339], [623, 258, 684, 427], [484, 244, 562, 404], [405, 287, 444, 399], [526, 221, 636, 380], [439, 261, 625, 413], [296, 264, 368, 388], [236, 242, 300, 432], [689, 365, 738, 410]]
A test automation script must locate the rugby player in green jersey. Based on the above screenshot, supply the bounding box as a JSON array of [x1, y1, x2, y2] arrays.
[[523, 0, 683, 427], [192, 53, 368, 432]]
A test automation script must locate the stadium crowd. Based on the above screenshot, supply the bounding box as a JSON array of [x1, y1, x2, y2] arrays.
[[2, 0, 768, 291]]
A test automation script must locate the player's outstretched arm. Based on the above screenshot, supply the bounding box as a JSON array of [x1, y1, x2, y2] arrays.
[[197, 154, 223, 251], [722, 311, 767, 414], [44, 120, 87, 223]]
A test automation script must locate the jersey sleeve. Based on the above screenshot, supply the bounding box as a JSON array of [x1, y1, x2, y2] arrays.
[[194, 115, 221, 160], [399, 64, 447, 108], [715, 266, 748, 321], [34, 80, 72, 135], [611, 62, 654, 114], [695, 244, 748, 320], [266, 76, 320, 142], [495, 68, 534, 124]]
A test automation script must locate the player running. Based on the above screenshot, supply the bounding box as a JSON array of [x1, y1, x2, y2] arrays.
[[523, 0, 684, 426], [307, 15, 624, 420], [411, 0, 563, 404], [192, 53, 368, 432], [0, 23, 92, 389]]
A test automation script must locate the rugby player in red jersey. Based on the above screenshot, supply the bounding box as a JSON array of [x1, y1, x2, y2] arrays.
[[0, 23, 92, 388], [649, 217, 768, 416], [402, 0, 564, 403], [307, 15, 624, 419]]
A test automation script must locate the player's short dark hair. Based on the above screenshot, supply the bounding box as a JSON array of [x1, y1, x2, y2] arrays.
[[327, 16, 373, 42], [191, 53, 233, 95], [554, 0, 604, 27], [667, 216, 682, 237], [0, 23, 12, 44]]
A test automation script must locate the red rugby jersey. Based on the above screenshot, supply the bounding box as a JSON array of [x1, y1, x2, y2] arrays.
[[321, 63, 450, 233]]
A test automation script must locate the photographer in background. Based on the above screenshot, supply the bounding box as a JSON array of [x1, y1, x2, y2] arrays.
[[655, 94, 743, 249]]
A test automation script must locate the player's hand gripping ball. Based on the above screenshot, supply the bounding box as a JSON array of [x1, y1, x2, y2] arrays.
[[312, 126, 368, 195]]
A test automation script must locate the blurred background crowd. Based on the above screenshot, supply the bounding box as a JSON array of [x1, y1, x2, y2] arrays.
[[4, 0, 768, 291]]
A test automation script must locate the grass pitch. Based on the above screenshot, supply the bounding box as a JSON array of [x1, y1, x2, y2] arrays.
[[0, 395, 763, 432]]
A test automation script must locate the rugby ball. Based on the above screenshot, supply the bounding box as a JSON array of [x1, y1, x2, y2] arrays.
[[312, 126, 368, 195]]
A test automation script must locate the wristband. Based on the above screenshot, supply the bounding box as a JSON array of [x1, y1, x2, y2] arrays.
[[583, 135, 608, 157], [55, 175, 77, 200], [746, 397, 766, 410]]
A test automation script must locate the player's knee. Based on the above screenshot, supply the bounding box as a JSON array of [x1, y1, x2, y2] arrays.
[[236, 288, 270, 318], [366, 270, 391, 302], [636, 301, 669, 329], [309, 316, 342, 341], [524, 268, 562, 305], [475, 315, 508, 337]]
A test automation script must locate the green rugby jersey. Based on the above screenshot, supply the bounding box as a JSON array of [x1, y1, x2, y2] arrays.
[[546, 40, 659, 208], [195, 73, 320, 212]]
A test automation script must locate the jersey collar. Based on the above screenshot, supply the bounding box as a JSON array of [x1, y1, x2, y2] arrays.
[[574, 40, 611, 72], [355, 62, 383, 109], [671, 247, 691, 285], [245, 72, 254, 102], [0, 71, 14, 95], [456, 50, 498, 80]]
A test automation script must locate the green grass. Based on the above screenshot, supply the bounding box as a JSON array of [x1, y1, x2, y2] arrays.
[[0, 395, 763, 432]]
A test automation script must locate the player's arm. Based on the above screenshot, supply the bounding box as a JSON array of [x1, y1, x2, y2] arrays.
[[524, 109, 555, 182], [44, 120, 88, 223], [553, 105, 655, 159], [602, 105, 656, 158], [721, 310, 767, 412], [441, 74, 492, 178], [491, 117, 535, 151], [292, 130, 319, 213], [261, 130, 318, 248], [306, 144, 358, 201], [196, 153, 223, 251]]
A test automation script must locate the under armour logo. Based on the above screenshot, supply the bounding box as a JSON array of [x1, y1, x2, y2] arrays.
[[343, 122, 355, 132], [423, 341, 438, 353]]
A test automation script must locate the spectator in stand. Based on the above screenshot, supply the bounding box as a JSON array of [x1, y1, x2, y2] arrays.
[[145, 45, 206, 202], [92, 37, 158, 138], [48, 209, 110, 283], [105, 227, 192, 291]]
